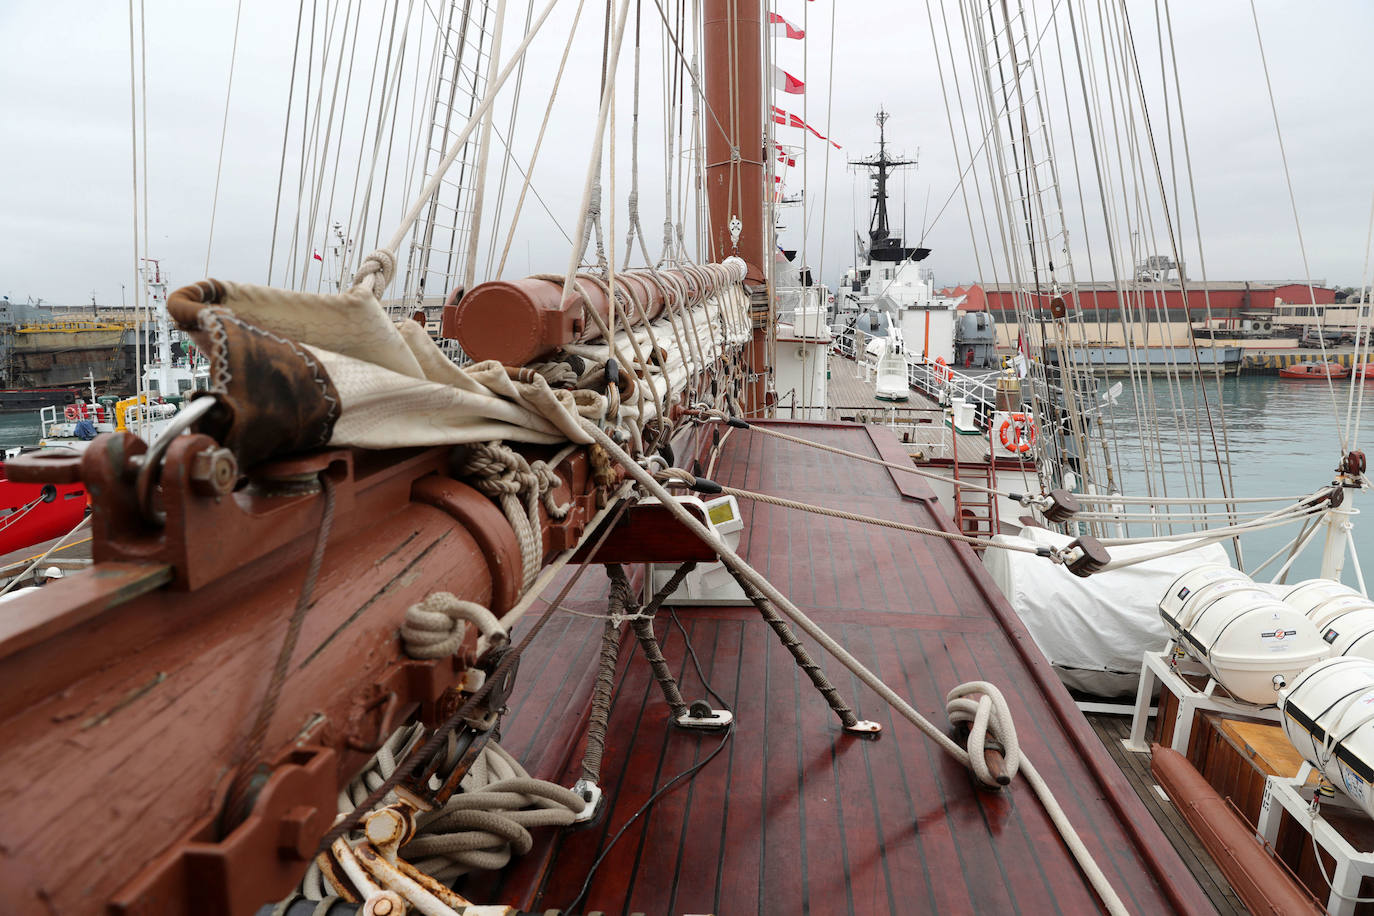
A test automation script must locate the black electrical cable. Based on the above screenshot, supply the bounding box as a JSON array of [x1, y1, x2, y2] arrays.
[[562, 609, 734, 913]]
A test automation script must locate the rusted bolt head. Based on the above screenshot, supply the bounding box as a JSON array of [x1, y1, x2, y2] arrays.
[[363, 891, 404, 916], [189, 446, 238, 497], [364, 807, 407, 848]]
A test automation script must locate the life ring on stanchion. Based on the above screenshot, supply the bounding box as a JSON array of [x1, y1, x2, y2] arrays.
[[933, 356, 952, 382], [64, 405, 80, 421], [998, 413, 1036, 454]]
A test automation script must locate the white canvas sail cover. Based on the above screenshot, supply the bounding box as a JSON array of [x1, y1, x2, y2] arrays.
[[983, 526, 1229, 696]]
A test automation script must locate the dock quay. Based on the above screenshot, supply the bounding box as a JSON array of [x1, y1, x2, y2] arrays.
[[1029, 343, 1370, 376]]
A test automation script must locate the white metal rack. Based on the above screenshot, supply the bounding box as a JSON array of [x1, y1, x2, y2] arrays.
[[1125, 647, 1281, 754]]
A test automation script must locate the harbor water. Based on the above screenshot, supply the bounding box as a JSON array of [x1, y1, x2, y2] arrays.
[[2, 376, 1368, 583], [1104, 374, 1374, 584]]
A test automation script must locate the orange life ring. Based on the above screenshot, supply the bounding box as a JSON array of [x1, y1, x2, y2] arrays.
[[998, 413, 1036, 454], [934, 356, 951, 382], [64, 405, 79, 420]]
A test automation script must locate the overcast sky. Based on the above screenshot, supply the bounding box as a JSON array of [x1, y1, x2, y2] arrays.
[[2, 0, 1372, 307]]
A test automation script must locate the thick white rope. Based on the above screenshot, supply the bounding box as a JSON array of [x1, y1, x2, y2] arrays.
[[401, 593, 508, 659], [558, 0, 635, 305], [300, 724, 583, 899], [582, 418, 1128, 915], [347, 0, 565, 297], [456, 441, 570, 591]]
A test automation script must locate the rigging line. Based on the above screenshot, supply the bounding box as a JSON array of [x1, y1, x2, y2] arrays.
[[485, 0, 538, 280], [1344, 192, 1374, 446], [492, 95, 585, 270], [339, 0, 394, 280], [368, 2, 424, 263], [351, 0, 414, 278], [204, 0, 244, 278], [377, 0, 568, 262], [1349, 193, 1374, 451], [1247, 0, 1347, 452], [302, 0, 361, 292], [1062, 0, 1159, 499], [1157, 0, 1243, 556], [126, 0, 142, 404], [555, 0, 634, 305], [267, 0, 309, 286], [647, 0, 736, 160], [285, 0, 328, 287], [461, 0, 509, 290], [1117, 0, 1235, 516], [1041, 0, 1126, 496]]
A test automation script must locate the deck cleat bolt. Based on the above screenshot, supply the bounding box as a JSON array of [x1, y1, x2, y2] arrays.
[[189, 446, 238, 498]]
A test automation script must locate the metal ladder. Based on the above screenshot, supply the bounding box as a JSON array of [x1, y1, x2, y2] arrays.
[[400, 0, 496, 318], [951, 423, 1000, 543]]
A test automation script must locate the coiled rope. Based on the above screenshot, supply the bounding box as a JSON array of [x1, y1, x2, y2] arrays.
[[401, 593, 508, 659], [299, 724, 584, 899], [456, 441, 569, 591]]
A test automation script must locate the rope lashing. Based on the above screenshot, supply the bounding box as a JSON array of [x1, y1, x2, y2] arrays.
[[401, 594, 508, 660], [456, 441, 570, 590], [578, 568, 635, 786], [723, 563, 862, 730], [349, 248, 396, 299]]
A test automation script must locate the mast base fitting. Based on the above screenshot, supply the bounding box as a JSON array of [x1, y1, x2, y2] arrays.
[[1041, 488, 1080, 523], [570, 779, 603, 824], [844, 719, 883, 736], [1065, 536, 1110, 577], [676, 700, 733, 730]]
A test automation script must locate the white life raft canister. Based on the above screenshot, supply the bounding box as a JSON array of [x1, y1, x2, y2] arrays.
[[1316, 608, 1374, 662], [1280, 656, 1374, 818], [1284, 579, 1372, 626], [1160, 566, 1331, 705]]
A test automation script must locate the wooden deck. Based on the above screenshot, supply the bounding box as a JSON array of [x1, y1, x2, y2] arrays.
[[1086, 713, 1246, 916], [466, 422, 1218, 914]]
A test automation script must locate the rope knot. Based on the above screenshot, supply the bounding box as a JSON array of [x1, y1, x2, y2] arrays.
[[401, 593, 506, 660], [945, 681, 1021, 788], [530, 459, 570, 520], [350, 248, 397, 299]]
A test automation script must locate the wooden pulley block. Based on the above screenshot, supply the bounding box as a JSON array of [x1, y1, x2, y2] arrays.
[[1049, 295, 1068, 319], [1066, 535, 1109, 578], [1041, 488, 1080, 523]]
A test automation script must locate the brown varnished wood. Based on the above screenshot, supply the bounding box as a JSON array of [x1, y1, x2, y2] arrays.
[[478, 423, 1218, 915]]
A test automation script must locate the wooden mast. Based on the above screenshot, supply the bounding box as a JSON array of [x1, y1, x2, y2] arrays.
[[704, 0, 771, 415]]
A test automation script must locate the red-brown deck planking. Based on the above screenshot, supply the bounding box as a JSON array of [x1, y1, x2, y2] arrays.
[[466, 421, 1217, 915]]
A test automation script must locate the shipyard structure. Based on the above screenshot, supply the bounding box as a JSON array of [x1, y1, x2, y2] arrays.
[[0, 299, 144, 392]]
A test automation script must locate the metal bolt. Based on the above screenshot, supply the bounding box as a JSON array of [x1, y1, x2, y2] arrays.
[[188, 446, 238, 497], [372, 899, 393, 916]]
